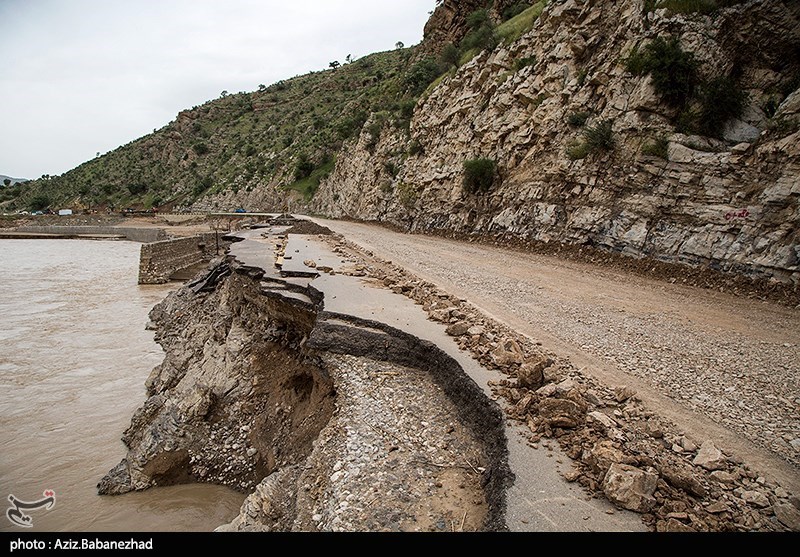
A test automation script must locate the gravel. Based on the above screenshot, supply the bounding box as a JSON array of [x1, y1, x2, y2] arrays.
[[316, 222, 800, 471], [297, 354, 490, 532]]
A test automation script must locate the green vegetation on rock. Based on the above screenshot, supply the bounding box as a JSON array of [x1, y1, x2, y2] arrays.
[[625, 36, 699, 108], [463, 158, 498, 194], [282, 156, 336, 200], [496, 1, 547, 44], [642, 136, 670, 159]]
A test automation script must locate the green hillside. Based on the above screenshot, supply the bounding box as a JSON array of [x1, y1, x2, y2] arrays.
[[11, 47, 434, 212]]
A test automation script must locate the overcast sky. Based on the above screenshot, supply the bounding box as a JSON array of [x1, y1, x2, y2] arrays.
[[0, 0, 435, 179]]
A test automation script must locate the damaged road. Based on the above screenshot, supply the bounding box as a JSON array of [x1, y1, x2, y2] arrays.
[[99, 215, 799, 532], [98, 221, 511, 532]]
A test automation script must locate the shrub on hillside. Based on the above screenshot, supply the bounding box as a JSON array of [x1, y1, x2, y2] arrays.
[[496, 1, 546, 44], [127, 182, 148, 195], [294, 154, 314, 181], [642, 137, 670, 159], [438, 44, 460, 70], [696, 76, 748, 138], [408, 139, 423, 156], [566, 120, 615, 161], [29, 194, 51, 211], [502, 2, 531, 21], [463, 158, 497, 194], [514, 56, 537, 72], [405, 58, 441, 96], [365, 120, 384, 152], [462, 9, 498, 53], [625, 36, 699, 108], [567, 111, 590, 127], [336, 111, 369, 140], [567, 142, 590, 160], [648, 0, 747, 14], [584, 120, 615, 151]]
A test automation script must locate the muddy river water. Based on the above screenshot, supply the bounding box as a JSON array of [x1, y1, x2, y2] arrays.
[[0, 240, 244, 532]]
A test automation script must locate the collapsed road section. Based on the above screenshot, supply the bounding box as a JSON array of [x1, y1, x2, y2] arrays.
[[98, 221, 511, 532]]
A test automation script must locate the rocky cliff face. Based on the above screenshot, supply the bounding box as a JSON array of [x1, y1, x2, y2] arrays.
[[422, 0, 520, 53], [311, 0, 800, 287]]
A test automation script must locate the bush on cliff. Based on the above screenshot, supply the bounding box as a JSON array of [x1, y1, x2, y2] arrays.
[[463, 158, 497, 194], [497, 1, 547, 44], [462, 9, 499, 54], [625, 36, 699, 108], [584, 120, 615, 151], [696, 76, 748, 138], [567, 111, 590, 127], [566, 120, 615, 161], [29, 194, 51, 211], [405, 58, 441, 96], [647, 0, 747, 15]]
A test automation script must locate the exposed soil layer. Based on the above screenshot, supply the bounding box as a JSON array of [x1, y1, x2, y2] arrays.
[[100, 252, 511, 531]]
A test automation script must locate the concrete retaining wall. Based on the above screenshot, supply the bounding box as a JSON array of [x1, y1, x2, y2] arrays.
[[138, 233, 219, 284], [15, 226, 167, 243]]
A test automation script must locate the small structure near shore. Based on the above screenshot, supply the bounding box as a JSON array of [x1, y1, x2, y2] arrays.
[[138, 233, 231, 284]]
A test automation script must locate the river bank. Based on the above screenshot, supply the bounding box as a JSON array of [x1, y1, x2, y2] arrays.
[[0, 240, 244, 532]]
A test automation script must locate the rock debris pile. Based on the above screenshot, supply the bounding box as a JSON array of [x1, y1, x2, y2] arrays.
[[325, 233, 799, 532]]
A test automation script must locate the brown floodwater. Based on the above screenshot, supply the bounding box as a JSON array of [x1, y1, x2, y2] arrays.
[[0, 240, 245, 532]]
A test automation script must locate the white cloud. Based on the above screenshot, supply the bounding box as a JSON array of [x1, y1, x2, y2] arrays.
[[0, 0, 435, 178]]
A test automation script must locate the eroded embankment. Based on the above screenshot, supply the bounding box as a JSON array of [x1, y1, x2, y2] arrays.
[[98, 257, 511, 531]]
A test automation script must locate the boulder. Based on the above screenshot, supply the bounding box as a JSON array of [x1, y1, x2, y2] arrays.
[[538, 398, 583, 428], [741, 490, 770, 508], [705, 501, 730, 514], [774, 503, 800, 531], [517, 358, 553, 390], [693, 440, 727, 471], [583, 440, 627, 476], [660, 464, 707, 498], [587, 410, 617, 430], [536, 383, 559, 397], [602, 463, 659, 513], [679, 437, 697, 452], [429, 309, 451, 323], [445, 322, 470, 336], [709, 470, 737, 484], [491, 338, 524, 367], [614, 386, 636, 403], [656, 518, 697, 532]]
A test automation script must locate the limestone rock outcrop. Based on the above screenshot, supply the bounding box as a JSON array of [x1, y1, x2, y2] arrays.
[[312, 0, 800, 287]]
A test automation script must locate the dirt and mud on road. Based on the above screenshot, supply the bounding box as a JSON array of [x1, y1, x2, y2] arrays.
[[308, 217, 800, 532]]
